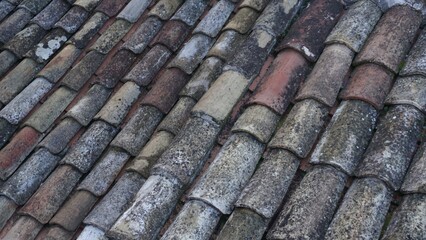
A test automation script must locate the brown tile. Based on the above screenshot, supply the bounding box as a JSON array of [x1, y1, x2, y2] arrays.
[[150, 20, 191, 52], [35, 226, 74, 240], [96, 0, 129, 17], [249, 55, 274, 92], [340, 63, 394, 109], [142, 68, 190, 114], [121, 16, 162, 54], [276, 0, 343, 62], [247, 49, 309, 114], [0, 127, 41, 180], [1, 216, 43, 240], [354, 6, 422, 73]]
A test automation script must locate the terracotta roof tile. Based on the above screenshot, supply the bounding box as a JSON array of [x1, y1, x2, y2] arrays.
[[121, 16, 163, 54], [1, 216, 43, 240], [68, 12, 109, 49], [95, 0, 129, 17], [217, 207, 268, 239], [401, 142, 426, 193], [30, 0, 71, 30], [38, 118, 82, 154], [148, 0, 183, 21], [150, 20, 191, 52], [207, 30, 245, 61], [54, 6, 89, 34], [95, 49, 137, 88], [0, 8, 32, 44], [3, 24, 47, 58], [400, 29, 426, 77], [36, 226, 74, 240], [73, 0, 102, 12], [171, 0, 209, 26], [223, 7, 259, 34], [193, 0, 235, 38]]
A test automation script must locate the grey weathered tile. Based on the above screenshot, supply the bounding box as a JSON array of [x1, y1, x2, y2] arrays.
[[295, 44, 354, 107], [18, 0, 51, 14], [269, 99, 329, 158], [90, 19, 132, 54], [401, 29, 426, 77], [61, 51, 105, 91], [0, 78, 52, 125], [94, 82, 140, 126], [0, 118, 18, 149], [68, 12, 109, 49], [31, 0, 70, 30], [117, 0, 151, 23], [385, 75, 426, 114], [127, 130, 174, 178], [354, 6, 422, 73], [192, 70, 249, 124], [157, 97, 196, 136], [95, 49, 137, 88], [4, 24, 46, 58], [239, 0, 270, 11], [148, 0, 183, 20], [78, 225, 108, 240], [83, 172, 145, 231], [94, 0, 129, 17], [325, 0, 381, 52], [0, 8, 32, 44], [356, 105, 424, 190], [0, 196, 17, 230], [1, 216, 43, 240], [151, 116, 221, 186], [111, 105, 164, 156], [325, 178, 392, 240], [189, 133, 265, 214], [224, 7, 259, 34], [25, 86, 77, 133], [232, 105, 279, 143], [150, 20, 190, 52], [61, 120, 118, 173], [310, 100, 378, 175], [0, 58, 42, 105], [161, 200, 221, 239], [235, 149, 299, 218], [207, 30, 245, 61], [217, 208, 268, 240], [38, 118, 82, 154], [401, 142, 426, 193], [123, 45, 171, 86], [168, 34, 214, 74], [54, 6, 89, 33], [121, 17, 162, 54], [267, 166, 347, 240], [374, 0, 425, 13], [26, 28, 69, 63], [74, 0, 102, 11], [0, 148, 60, 205], [171, 0, 209, 26], [39, 226, 74, 240], [0, 50, 18, 77], [65, 84, 112, 126], [382, 194, 426, 240], [37, 44, 82, 83], [193, 0, 234, 38], [0, 1, 15, 22]]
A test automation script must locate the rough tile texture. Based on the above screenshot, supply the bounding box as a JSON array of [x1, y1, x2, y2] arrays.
[[1, 216, 43, 240], [400, 29, 426, 77], [150, 20, 190, 52], [54, 6, 89, 34], [90, 19, 132, 54], [27, 28, 70, 63], [0, 118, 17, 149], [68, 12, 109, 49], [148, 0, 183, 20], [96, 0, 129, 17], [157, 97, 196, 136], [0, 50, 18, 77], [193, 0, 234, 38], [239, 0, 270, 11], [385, 75, 426, 114], [0, 8, 32, 44], [122, 17, 163, 54], [74, 0, 102, 11], [0, 196, 17, 230], [207, 30, 244, 61], [224, 7, 259, 34], [31, 0, 70, 30], [171, 0, 209, 26], [38, 118, 82, 154], [4, 24, 47, 58], [217, 208, 269, 240], [401, 142, 426, 193], [117, 0, 151, 23]]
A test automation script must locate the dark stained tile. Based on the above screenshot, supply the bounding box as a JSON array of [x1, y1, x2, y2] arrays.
[[35, 226, 74, 240], [207, 30, 245, 62], [193, 0, 235, 38], [38, 118, 82, 154], [385, 75, 426, 114], [0, 196, 17, 230], [148, 0, 183, 20], [54, 6, 89, 34], [223, 7, 259, 34], [0, 1, 15, 22], [26, 28, 70, 63], [150, 20, 190, 52], [1, 216, 43, 240], [401, 29, 426, 77], [401, 142, 426, 193], [0, 50, 18, 78], [170, 0, 209, 26], [340, 63, 394, 109], [354, 6, 422, 73], [68, 12, 109, 49], [276, 0, 343, 62], [116, 0, 151, 23], [19, 165, 82, 224], [73, 0, 102, 11], [247, 49, 309, 114], [18, 0, 52, 14], [0, 8, 32, 44], [217, 208, 268, 240], [31, 0, 71, 30], [239, 0, 270, 11], [0, 126, 41, 180], [157, 97, 196, 135], [90, 19, 132, 54], [355, 105, 424, 191], [95, 0, 129, 17], [0, 118, 18, 149], [95, 49, 137, 88], [3, 24, 47, 58], [121, 16, 163, 54]]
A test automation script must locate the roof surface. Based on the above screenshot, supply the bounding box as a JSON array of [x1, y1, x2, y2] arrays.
[[0, 0, 425, 239]]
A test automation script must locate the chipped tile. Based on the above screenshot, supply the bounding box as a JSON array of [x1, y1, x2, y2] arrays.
[[1, 216, 43, 240], [95, 0, 128, 17], [68, 12, 109, 49], [355, 105, 424, 190], [150, 20, 190, 52], [117, 0, 151, 23], [193, 0, 235, 38], [0, 196, 17, 230], [121, 17, 163, 54], [0, 50, 18, 77], [0, 8, 32, 44], [386, 75, 426, 114], [31, 0, 71, 30], [325, 0, 382, 52], [4, 24, 47, 58], [19, 0, 52, 14], [54, 6, 89, 34], [207, 30, 245, 61], [65, 84, 112, 126], [171, 0, 209, 26], [224, 7, 259, 34], [90, 19, 132, 54], [38, 118, 82, 154], [74, 0, 102, 11], [239, 0, 269, 11], [25, 87, 77, 133], [0, 118, 18, 149], [217, 208, 268, 240], [401, 29, 426, 77], [26, 28, 69, 63], [149, 0, 182, 20], [401, 142, 426, 193], [157, 97, 196, 135], [95, 49, 137, 88]]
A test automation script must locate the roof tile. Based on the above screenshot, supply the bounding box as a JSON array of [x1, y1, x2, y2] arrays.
[[269, 99, 329, 158], [156, 97, 196, 135], [36, 226, 73, 240], [50, 190, 97, 231], [207, 30, 245, 61], [83, 172, 145, 230], [217, 208, 268, 240], [295, 44, 354, 107], [0, 50, 18, 78], [54, 6, 89, 34], [400, 29, 426, 77], [73, 0, 102, 11], [0, 118, 18, 149], [65, 84, 112, 126], [68, 12, 109, 49], [161, 200, 221, 239], [355, 105, 424, 190], [276, 0, 343, 62], [354, 6, 422, 73], [19, 165, 82, 224], [25, 86, 77, 133], [37, 44, 82, 83], [95, 49, 137, 88], [107, 175, 182, 240], [223, 7, 259, 34], [26, 28, 70, 63], [171, 0, 209, 26], [61, 120, 118, 173], [116, 0, 151, 23], [0, 148, 59, 205], [267, 166, 347, 240], [123, 45, 171, 86], [385, 75, 426, 114], [325, 0, 381, 52], [111, 105, 164, 156], [247, 49, 309, 114], [193, 0, 235, 38], [78, 225, 107, 240], [19, 0, 52, 14], [38, 118, 82, 154], [1, 216, 43, 240], [122, 17, 163, 54], [235, 149, 299, 218], [95, 0, 129, 17], [239, 0, 269, 11], [141, 68, 189, 113], [0, 8, 32, 44], [0, 1, 15, 22], [150, 20, 190, 52], [148, 0, 183, 20], [90, 19, 132, 54], [340, 64, 394, 109], [4, 24, 47, 58], [401, 142, 426, 193], [61, 51, 105, 91], [31, 0, 71, 30], [0, 126, 41, 180], [0, 196, 17, 230]]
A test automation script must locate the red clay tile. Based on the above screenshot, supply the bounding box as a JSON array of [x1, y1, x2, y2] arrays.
[[276, 0, 343, 62], [141, 68, 190, 114], [340, 63, 394, 110], [249, 55, 274, 92], [96, 0, 129, 17], [247, 49, 310, 114], [0, 127, 41, 180], [150, 20, 191, 52]]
